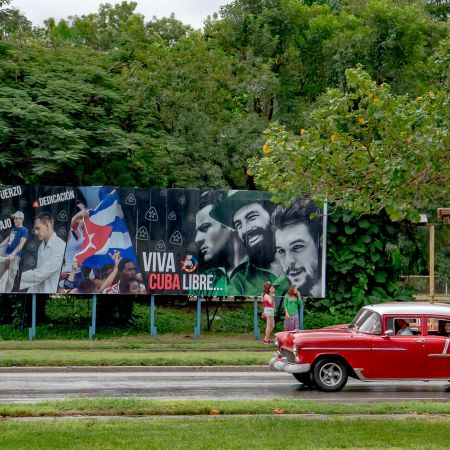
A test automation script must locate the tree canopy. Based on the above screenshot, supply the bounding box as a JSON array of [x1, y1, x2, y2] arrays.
[[249, 64, 449, 221], [1, 0, 447, 191]]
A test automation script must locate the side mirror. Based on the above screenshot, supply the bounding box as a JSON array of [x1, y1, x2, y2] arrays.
[[383, 329, 394, 338]]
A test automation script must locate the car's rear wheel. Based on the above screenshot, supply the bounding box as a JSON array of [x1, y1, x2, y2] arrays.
[[293, 372, 315, 387], [313, 359, 348, 392]]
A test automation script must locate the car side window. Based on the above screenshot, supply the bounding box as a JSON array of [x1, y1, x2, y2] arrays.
[[385, 317, 394, 333], [394, 318, 421, 336], [427, 317, 450, 337]]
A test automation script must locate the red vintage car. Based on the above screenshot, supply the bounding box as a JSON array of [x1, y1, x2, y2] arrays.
[[269, 302, 450, 392]]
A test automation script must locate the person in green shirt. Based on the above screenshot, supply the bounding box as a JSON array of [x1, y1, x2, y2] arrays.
[[283, 285, 303, 331]]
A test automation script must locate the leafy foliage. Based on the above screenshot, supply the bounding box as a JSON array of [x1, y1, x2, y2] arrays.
[[0, 40, 141, 185], [249, 66, 449, 222], [321, 210, 415, 315], [209, 0, 447, 127], [0, 0, 31, 39], [126, 32, 275, 188], [44, 1, 148, 51], [425, 0, 450, 21]]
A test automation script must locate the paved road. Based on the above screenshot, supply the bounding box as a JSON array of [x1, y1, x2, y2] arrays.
[[0, 368, 449, 403]]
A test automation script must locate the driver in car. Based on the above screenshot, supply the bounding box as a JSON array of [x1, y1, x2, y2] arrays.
[[396, 319, 413, 335]]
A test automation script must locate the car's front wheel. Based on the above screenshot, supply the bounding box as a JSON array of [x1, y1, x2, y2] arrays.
[[293, 372, 315, 387], [313, 359, 348, 392]]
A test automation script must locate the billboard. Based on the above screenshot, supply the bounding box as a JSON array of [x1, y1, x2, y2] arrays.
[[0, 186, 327, 297]]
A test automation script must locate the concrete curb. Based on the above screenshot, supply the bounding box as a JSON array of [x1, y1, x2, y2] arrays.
[[0, 365, 271, 373]]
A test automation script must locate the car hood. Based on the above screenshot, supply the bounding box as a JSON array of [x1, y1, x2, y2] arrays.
[[292, 324, 351, 335], [275, 324, 356, 345]]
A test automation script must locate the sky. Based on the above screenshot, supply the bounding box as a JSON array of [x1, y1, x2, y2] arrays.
[[10, 0, 230, 29]]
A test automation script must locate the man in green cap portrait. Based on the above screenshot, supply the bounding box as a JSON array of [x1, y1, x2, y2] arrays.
[[209, 190, 289, 296]]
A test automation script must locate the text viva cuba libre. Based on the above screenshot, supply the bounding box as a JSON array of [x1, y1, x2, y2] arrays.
[[143, 252, 217, 291]]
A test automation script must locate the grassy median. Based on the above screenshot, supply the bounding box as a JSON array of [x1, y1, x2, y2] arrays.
[[0, 334, 274, 366], [0, 416, 449, 449], [0, 349, 270, 366], [1, 398, 449, 417], [0, 333, 267, 350]]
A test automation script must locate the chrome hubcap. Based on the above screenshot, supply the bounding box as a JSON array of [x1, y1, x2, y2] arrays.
[[319, 363, 342, 386]]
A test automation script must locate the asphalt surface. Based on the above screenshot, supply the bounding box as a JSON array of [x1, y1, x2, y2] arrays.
[[0, 368, 449, 403]]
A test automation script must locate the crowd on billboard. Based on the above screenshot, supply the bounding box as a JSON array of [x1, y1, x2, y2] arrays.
[[0, 186, 326, 298]]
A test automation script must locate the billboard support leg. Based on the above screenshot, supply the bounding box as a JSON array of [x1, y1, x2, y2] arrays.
[[150, 295, 157, 337], [299, 298, 304, 331], [253, 296, 261, 340], [194, 296, 201, 338], [89, 294, 97, 340], [28, 294, 36, 341]]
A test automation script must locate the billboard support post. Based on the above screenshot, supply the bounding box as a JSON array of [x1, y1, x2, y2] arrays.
[[194, 296, 201, 338], [299, 298, 304, 331], [253, 296, 261, 340], [150, 295, 157, 337], [89, 294, 97, 340], [28, 294, 36, 341]]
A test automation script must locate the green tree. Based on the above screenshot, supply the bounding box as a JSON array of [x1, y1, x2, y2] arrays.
[[146, 12, 193, 46], [127, 32, 277, 188], [425, 0, 450, 21], [0, 0, 31, 39], [208, 0, 447, 128], [0, 40, 142, 186], [249, 65, 449, 222], [44, 1, 150, 52], [320, 210, 411, 315]]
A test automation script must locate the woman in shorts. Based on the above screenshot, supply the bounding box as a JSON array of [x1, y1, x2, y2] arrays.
[[262, 281, 275, 344]]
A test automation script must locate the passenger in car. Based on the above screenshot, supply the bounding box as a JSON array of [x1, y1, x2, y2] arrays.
[[396, 319, 413, 335], [438, 321, 450, 337]]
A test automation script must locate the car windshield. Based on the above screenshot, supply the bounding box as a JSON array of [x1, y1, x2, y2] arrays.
[[349, 308, 382, 335], [349, 308, 371, 330]]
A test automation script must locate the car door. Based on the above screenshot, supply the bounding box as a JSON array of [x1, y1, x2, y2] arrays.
[[424, 317, 450, 379], [371, 316, 427, 379]]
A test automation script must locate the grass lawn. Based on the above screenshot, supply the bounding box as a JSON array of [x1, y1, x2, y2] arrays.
[[0, 333, 266, 350], [1, 398, 449, 417], [0, 348, 271, 366], [0, 334, 274, 366], [0, 416, 449, 449]]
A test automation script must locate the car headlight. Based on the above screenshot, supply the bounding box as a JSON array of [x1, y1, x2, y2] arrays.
[[293, 344, 298, 355], [274, 337, 279, 347]]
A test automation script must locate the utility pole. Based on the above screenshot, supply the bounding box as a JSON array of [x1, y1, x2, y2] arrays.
[[435, 208, 450, 304], [427, 223, 435, 304]]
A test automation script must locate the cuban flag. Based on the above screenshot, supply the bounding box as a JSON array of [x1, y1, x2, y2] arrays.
[[75, 189, 136, 268]]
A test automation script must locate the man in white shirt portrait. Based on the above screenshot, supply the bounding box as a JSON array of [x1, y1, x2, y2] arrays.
[[20, 212, 66, 293]]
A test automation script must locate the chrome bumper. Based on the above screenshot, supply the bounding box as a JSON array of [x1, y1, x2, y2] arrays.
[[269, 354, 310, 374]]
